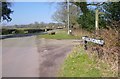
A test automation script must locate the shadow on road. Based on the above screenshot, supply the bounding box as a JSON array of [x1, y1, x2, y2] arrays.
[[0, 32, 47, 39]]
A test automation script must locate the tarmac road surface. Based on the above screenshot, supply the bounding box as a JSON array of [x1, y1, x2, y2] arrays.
[[2, 36, 39, 77], [2, 36, 80, 77]]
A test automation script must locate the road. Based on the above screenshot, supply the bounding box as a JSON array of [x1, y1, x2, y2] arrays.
[[2, 36, 39, 77], [2, 36, 80, 77], [36, 38, 80, 77]]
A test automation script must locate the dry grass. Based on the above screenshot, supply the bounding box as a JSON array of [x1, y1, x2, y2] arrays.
[[89, 27, 119, 76], [99, 28, 119, 76], [72, 29, 91, 38], [72, 28, 119, 76]]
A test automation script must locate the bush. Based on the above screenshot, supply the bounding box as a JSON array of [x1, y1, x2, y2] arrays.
[[15, 29, 25, 34], [2, 28, 9, 35], [88, 27, 119, 76], [100, 28, 119, 47], [25, 29, 45, 33], [77, 11, 106, 32], [48, 31, 55, 35]]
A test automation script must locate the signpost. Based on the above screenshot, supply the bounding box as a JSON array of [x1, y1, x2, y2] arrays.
[[95, 9, 99, 31], [82, 36, 104, 50], [82, 3, 105, 50], [95, 8, 105, 35]]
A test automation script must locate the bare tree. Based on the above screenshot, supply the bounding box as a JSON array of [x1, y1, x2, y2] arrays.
[[52, 2, 80, 28]]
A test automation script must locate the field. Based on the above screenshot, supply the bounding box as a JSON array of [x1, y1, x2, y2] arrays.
[[38, 30, 80, 40]]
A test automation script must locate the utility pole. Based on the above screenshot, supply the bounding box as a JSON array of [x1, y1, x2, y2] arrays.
[[67, 0, 70, 35]]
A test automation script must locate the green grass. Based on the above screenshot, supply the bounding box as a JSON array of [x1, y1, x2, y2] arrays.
[[59, 46, 116, 77], [38, 31, 80, 39]]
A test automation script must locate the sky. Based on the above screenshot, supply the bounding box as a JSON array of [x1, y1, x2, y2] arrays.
[[1, 0, 112, 26], [2, 2, 58, 26], [7, 0, 113, 2]]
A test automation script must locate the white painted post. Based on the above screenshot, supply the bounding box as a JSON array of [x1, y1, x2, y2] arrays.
[[95, 9, 105, 36], [95, 9, 100, 36], [95, 9, 99, 31]]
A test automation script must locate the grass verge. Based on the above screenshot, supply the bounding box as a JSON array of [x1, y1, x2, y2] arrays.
[[59, 46, 116, 77], [38, 30, 80, 40]]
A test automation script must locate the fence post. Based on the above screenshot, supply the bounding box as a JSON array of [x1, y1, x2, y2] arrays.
[[83, 36, 88, 50], [84, 40, 87, 50]]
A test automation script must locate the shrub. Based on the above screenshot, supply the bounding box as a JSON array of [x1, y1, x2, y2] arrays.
[[48, 31, 55, 35], [72, 28, 91, 38], [2, 28, 9, 35], [15, 29, 25, 34], [25, 29, 45, 33], [100, 27, 119, 47], [88, 27, 119, 76], [77, 11, 106, 32], [100, 28, 119, 70]]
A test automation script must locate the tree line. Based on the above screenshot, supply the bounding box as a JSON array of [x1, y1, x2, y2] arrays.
[[2, 22, 64, 29], [1, 1, 120, 31], [52, 1, 120, 31]]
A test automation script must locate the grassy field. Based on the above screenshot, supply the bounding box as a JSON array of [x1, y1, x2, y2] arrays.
[[38, 30, 80, 40], [59, 46, 116, 77]]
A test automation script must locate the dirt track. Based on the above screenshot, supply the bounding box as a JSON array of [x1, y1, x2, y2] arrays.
[[36, 38, 80, 77], [2, 36, 80, 77]]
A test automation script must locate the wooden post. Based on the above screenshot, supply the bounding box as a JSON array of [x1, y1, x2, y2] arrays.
[[84, 40, 87, 50], [45, 28, 47, 32], [83, 36, 88, 50], [95, 9, 99, 36], [95, 9, 105, 36], [95, 9, 99, 31], [67, 0, 70, 35]]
